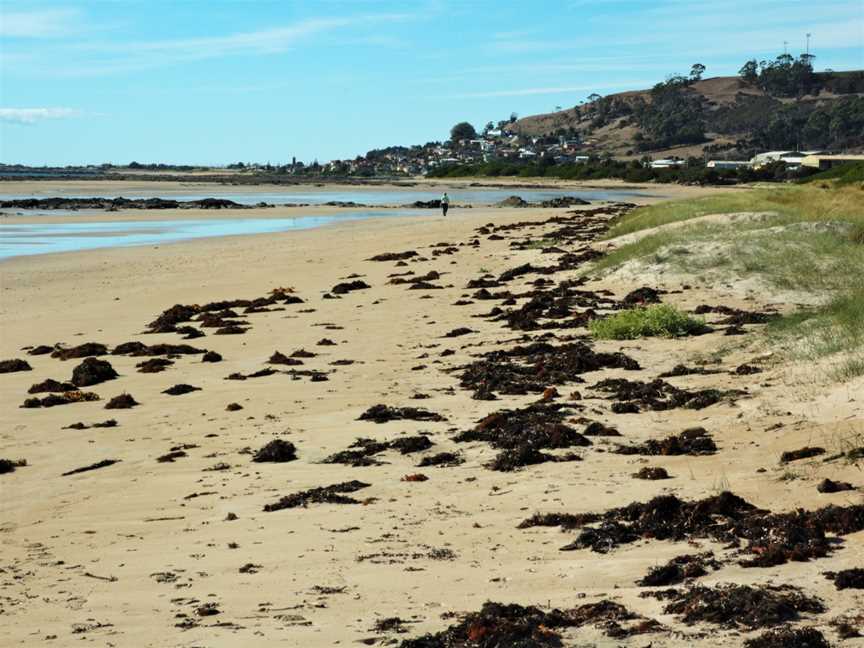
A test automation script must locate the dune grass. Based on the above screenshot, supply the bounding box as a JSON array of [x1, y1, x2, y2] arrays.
[[589, 304, 706, 340], [592, 182, 864, 381], [604, 183, 864, 239]]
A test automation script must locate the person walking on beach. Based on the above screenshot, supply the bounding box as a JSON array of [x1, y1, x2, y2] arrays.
[[441, 192, 450, 217]]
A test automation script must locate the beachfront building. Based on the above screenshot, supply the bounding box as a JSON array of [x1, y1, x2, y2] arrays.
[[650, 158, 683, 169], [800, 154, 864, 170], [750, 150, 826, 169], [707, 160, 751, 170]]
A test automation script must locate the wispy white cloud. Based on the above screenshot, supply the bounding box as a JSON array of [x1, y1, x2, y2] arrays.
[[0, 8, 83, 38], [0, 108, 82, 124], [4, 12, 420, 77]]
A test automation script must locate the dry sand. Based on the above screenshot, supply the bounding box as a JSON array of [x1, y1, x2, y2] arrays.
[[1, 189, 862, 647]]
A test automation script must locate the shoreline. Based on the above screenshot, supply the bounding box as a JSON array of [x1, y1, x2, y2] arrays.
[[2, 185, 858, 646]]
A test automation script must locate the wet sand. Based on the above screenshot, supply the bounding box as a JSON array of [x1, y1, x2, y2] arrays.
[[1, 190, 862, 647]]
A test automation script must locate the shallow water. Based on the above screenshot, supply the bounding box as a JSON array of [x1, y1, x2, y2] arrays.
[[0, 187, 651, 206], [0, 212, 412, 260]]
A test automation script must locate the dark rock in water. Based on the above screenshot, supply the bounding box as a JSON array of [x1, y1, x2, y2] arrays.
[[632, 466, 671, 480], [744, 627, 831, 648], [404, 199, 442, 209], [162, 384, 201, 396], [0, 359, 31, 373], [496, 195, 529, 207], [0, 458, 26, 474], [22, 391, 100, 408], [202, 351, 222, 363], [52, 342, 109, 360], [28, 378, 76, 393], [71, 357, 118, 387], [780, 446, 825, 463], [538, 196, 590, 208], [358, 404, 446, 423], [105, 393, 138, 409], [263, 480, 370, 511], [252, 439, 297, 463], [817, 478, 855, 493], [657, 584, 824, 629], [0, 197, 251, 211], [826, 568, 864, 590], [332, 280, 370, 295], [136, 358, 174, 373], [368, 250, 418, 261]]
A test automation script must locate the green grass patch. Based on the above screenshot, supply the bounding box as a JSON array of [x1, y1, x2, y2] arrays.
[[589, 304, 706, 340], [604, 183, 864, 239], [800, 161, 864, 187]]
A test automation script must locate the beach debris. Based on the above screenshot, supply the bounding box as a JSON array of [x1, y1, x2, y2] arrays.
[[655, 584, 824, 629], [417, 452, 465, 468], [0, 359, 32, 373], [614, 427, 717, 456], [825, 568, 864, 589], [136, 358, 174, 373], [113, 342, 206, 356], [105, 393, 139, 409], [368, 250, 418, 262], [263, 480, 371, 511], [535, 490, 864, 566], [398, 599, 660, 646], [458, 341, 639, 397], [744, 626, 831, 648], [581, 420, 621, 436], [780, 446, 826, 463], [0, 458, 27, 474], [291, 348, 316, 358], [332, 280, 370, 294], [157, 450, 187, 463], [592, 378, 731, 412], [324, 435, 433, 466], [488, 447, 582, 472], [402, 473, 428, 482], [317, 338, 336, 346], [162, 384, 201, 396], [252, 439, 297, 463], [632, 466, 672, 479], [51, 343, 109, 360], [195, 603, 220, 617], [22, 391, 100, 408], [226, 368, 278, 380], [215, 325, 247, 335], [61, 459, 120, 477], [28, 378, 76, 393], [71, 357, 118, 387], [63, 419, 117, 430], [734, 363, 763, 375], [268, 351, 304, 365], [27, 345, 53, 355], [622, 287, 663, 305], [238, 563, 262, 574], [226, 402, 243, 411], [358, 404, 446, 423], [817, 478, 855, 493], [443, 327, 474, 338], [637, 553, 719, 586], [658, 364, 723, 377], [373, 617, 409, 633], [202, 351, 222, 362]]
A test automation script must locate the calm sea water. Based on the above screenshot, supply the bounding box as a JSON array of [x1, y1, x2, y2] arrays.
[[0, 187, 650, 206], [0, 212, 411, 260]]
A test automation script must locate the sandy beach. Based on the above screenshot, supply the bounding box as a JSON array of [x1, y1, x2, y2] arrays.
[[1, 185, 862, 647]]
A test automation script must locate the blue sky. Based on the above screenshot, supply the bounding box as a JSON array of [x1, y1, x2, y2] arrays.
[[1, 0, 862, 166]]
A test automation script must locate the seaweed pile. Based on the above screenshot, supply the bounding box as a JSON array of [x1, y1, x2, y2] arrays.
[[263, 480, 371, 511], [591, 378, 732, 413], [324, 435, 434, 466], [458, 341, 639, 398]]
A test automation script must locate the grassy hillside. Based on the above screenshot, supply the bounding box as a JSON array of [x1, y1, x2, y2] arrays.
[[511, 70, 864, 159]]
